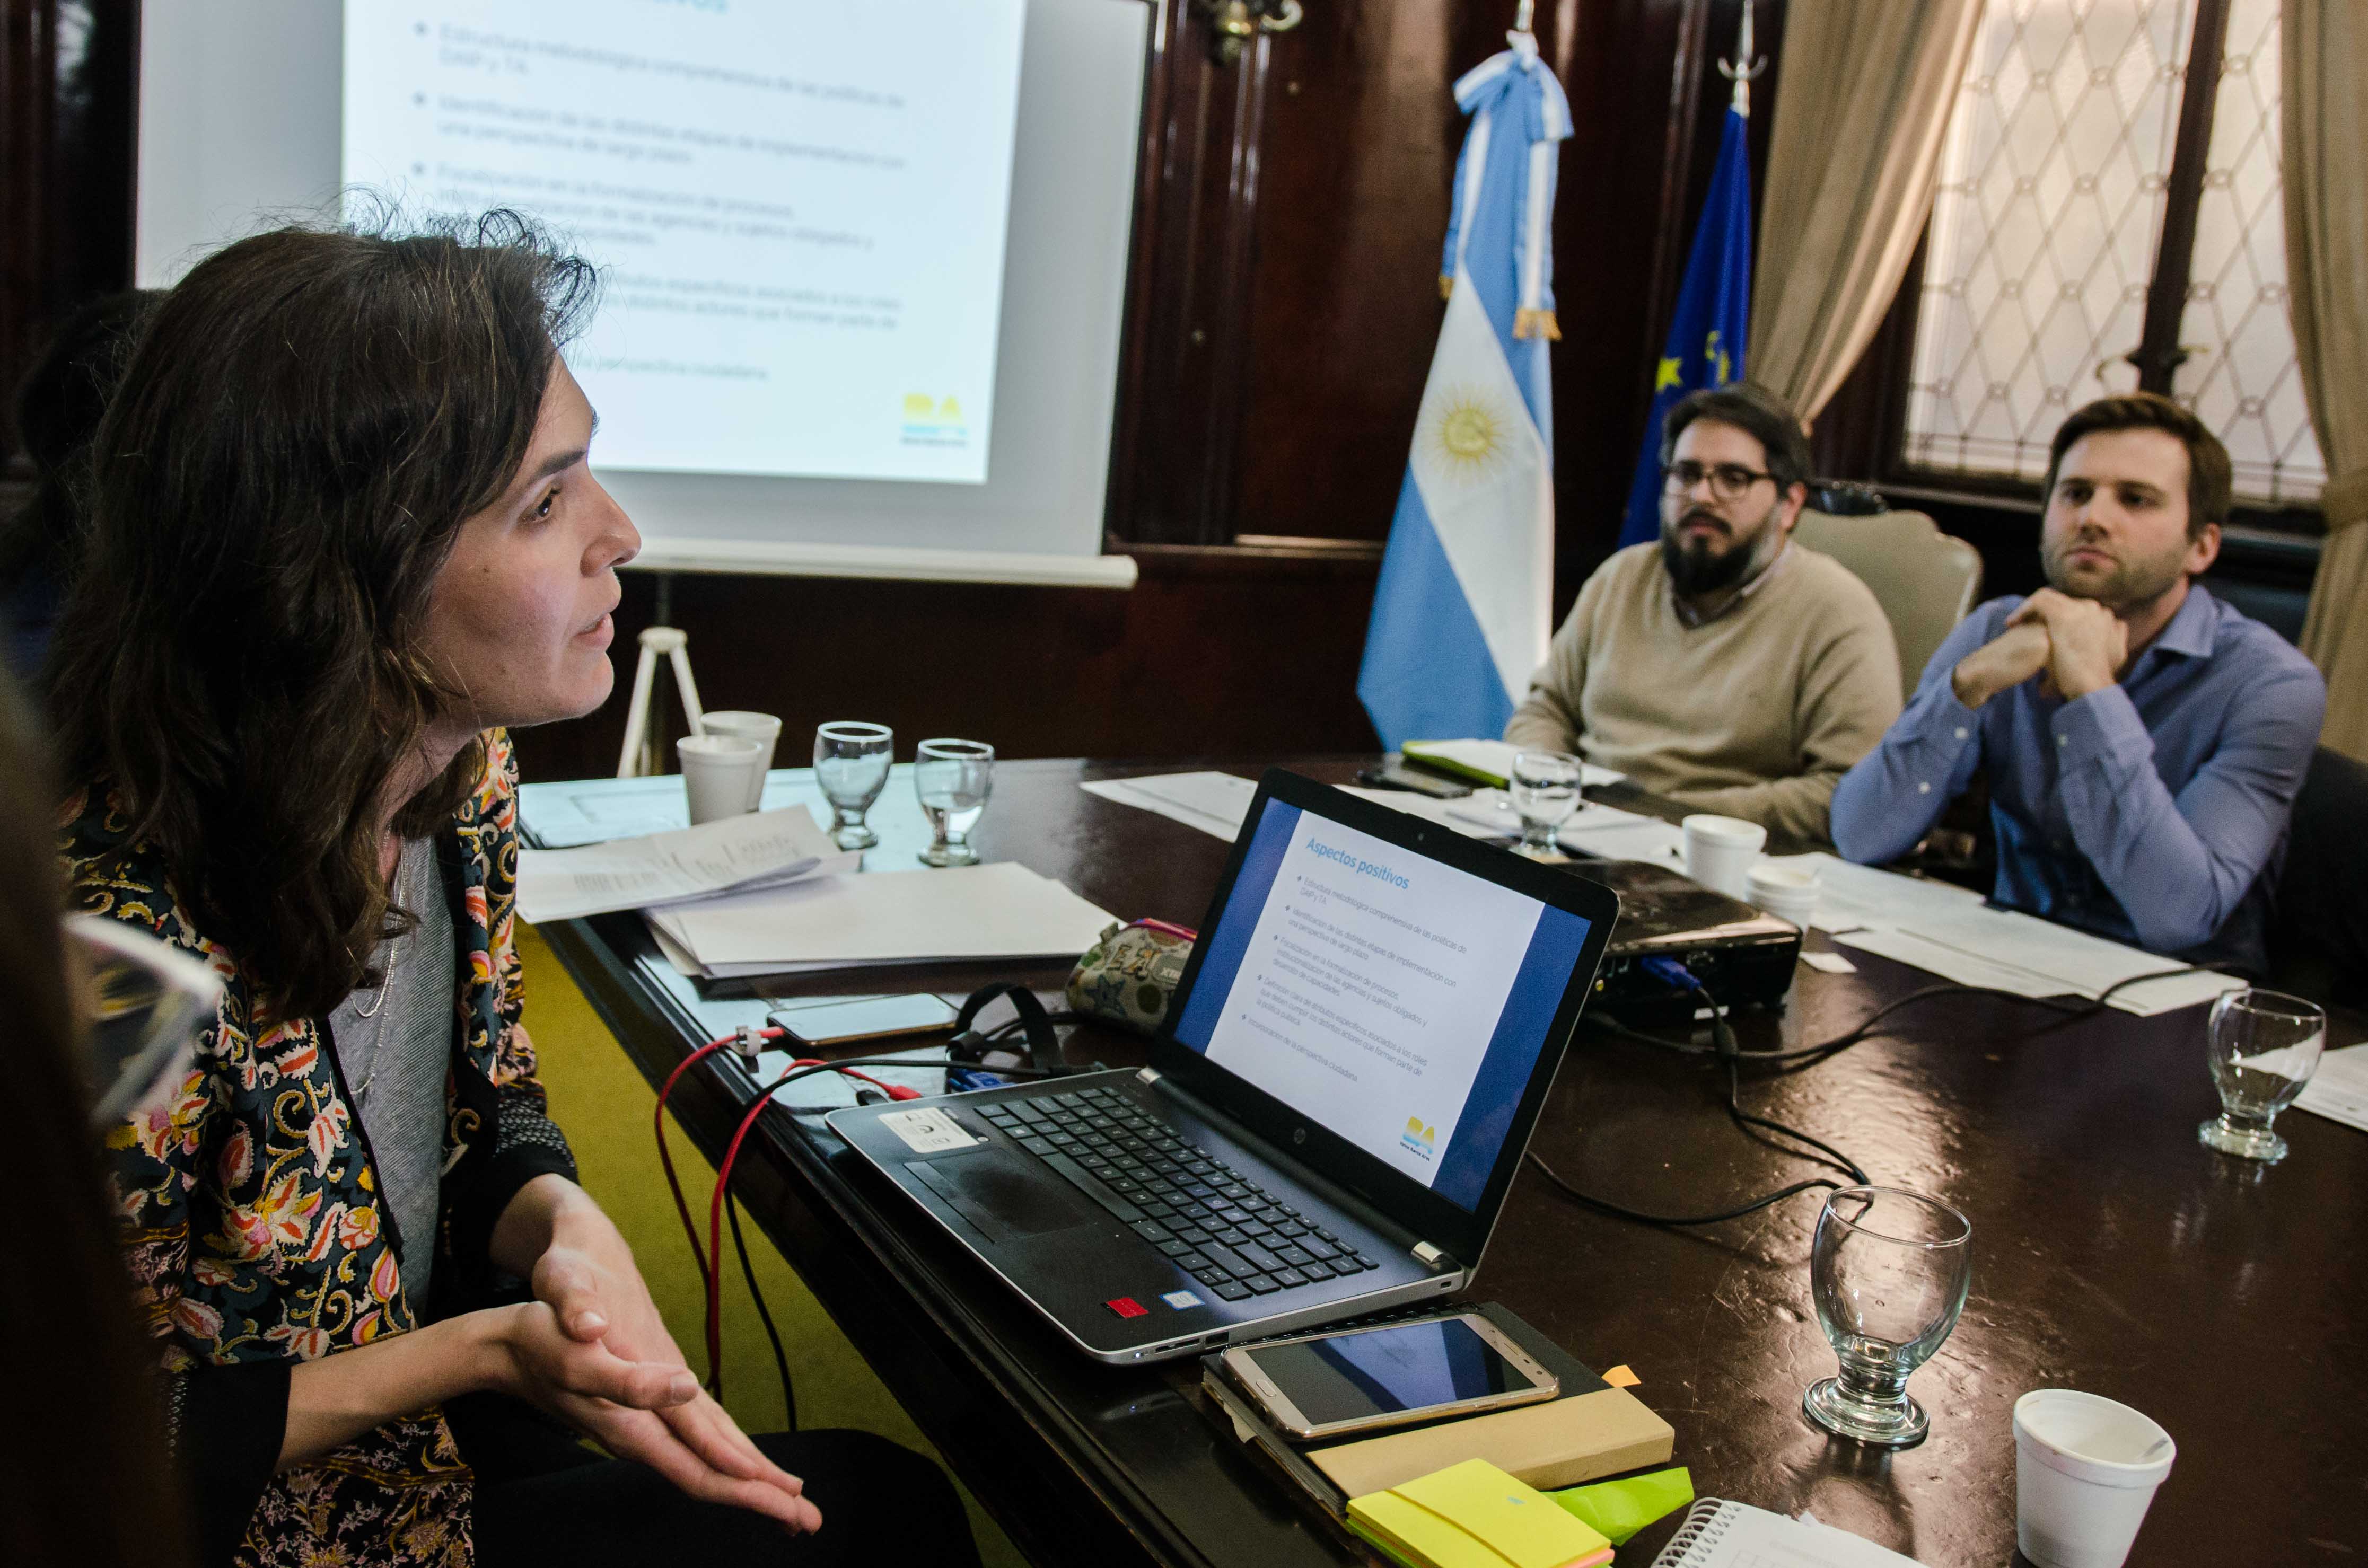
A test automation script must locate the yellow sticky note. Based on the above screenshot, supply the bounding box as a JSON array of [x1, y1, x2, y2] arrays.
[[1394, 1459, 1611, 1568], [1602, 1364, 1641, 1388]]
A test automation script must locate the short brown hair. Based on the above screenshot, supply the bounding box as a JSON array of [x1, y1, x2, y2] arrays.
[[2044, 392, 2231, 539], [1660, 382, 1813, 493]]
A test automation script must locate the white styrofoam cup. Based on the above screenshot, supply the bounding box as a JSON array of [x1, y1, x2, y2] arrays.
[[1681, 813, 1767, 901], [699, 710, 783, 811], [2013, 1389, 2175, 1568], [678, 735, 766, 825]]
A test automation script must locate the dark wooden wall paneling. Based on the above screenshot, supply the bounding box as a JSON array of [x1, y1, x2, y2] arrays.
[[1, 0, 136, 466]]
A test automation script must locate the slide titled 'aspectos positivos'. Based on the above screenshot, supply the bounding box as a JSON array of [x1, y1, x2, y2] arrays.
[[1173, 801, 1594, 1210]]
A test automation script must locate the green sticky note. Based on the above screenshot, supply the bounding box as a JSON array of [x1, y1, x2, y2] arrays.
[[1548, 1467, 1695, 1546]]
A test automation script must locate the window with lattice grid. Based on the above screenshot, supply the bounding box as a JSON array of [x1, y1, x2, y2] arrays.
[[1901, 0, 2323, 506]]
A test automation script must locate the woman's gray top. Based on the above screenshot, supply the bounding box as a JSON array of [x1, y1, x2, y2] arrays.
[[327, 835, 457, 1306]]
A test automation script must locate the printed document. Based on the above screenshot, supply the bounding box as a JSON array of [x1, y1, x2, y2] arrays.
[[520, 770, 849, 848], [2296, 1044, 2368, 1134], [1080, 772, 1258, 841], [517, 806, 854, 923], [1761, 853, 2240, 1017]]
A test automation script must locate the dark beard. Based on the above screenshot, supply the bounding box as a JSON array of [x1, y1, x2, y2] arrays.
[[1660, 510, 1759, 597]]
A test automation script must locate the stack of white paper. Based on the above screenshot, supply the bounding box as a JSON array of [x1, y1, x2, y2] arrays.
[[1758, 851, 2242, 1017], [645, 861, 1118, 981], [518, 807, 858, 923]]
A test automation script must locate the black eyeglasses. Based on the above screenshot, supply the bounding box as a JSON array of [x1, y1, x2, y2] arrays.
[[1662, 460, 1775, 501]]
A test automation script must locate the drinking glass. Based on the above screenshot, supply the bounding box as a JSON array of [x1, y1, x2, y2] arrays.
[[813, 721, 894, 850], [2198, 987, 2326, 1163], [1802, 1186, 1972, 1448], [1508, 750, 1583, 856], [914, 739, 994, 867]]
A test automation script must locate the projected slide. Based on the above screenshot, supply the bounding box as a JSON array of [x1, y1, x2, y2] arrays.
[[343, 1, 1027, 483]]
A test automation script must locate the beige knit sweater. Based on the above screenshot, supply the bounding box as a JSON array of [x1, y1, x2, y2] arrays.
[[1503, 542, 1902, 844]]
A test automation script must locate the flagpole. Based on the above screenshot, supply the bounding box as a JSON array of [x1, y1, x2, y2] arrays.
[[1718, 0, 1767, 117]]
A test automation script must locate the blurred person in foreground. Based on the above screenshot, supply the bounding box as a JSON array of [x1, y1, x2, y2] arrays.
[[0, 664, 188, 1567]]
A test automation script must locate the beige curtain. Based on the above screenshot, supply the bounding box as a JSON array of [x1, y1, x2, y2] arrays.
[[2287, 1, 2368, 761], [1747, 0, 1985, 424]]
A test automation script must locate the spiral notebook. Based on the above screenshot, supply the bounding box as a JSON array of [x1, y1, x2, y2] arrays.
[[1648, 1500, 1925, 1568]]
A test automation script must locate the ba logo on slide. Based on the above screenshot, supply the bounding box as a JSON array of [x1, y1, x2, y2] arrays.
[[1399, 1116, 1437, 1161], [900, 392, 971, 451]]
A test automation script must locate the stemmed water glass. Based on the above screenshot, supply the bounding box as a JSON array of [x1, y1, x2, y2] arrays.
[[1801, 1186, 1972, 1448], [813, 722, 893, 850], [2198, 987, 2326, 1163], [914, 739, 994, 867], [1508, 750, 1583, 857]]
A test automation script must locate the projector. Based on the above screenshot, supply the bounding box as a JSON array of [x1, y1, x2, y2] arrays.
[[1555, 859, 1802, 1027]]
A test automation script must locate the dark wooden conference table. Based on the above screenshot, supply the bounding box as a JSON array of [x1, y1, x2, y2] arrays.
[[536, 756, 2368, 1567]]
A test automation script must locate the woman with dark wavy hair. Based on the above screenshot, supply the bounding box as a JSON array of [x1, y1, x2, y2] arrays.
[[50, 215, 978, 1568]]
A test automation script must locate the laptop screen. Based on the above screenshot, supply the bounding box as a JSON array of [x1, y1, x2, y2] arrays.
[[1168, 796, 1595, 1212]]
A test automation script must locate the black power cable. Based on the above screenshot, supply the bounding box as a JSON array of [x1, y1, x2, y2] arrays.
[[1524, 1151, 1847, 1227], [1529, 964, 2206, 1228], [723, 1189, 796, 1431]]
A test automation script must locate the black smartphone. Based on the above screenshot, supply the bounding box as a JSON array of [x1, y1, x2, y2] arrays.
[[1354, 762, 1473, 799]]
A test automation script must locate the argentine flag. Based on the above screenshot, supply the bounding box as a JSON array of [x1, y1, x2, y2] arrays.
[[1357, 32, 1569, 750]]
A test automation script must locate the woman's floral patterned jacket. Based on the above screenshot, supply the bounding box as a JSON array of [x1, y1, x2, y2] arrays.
[[62, 730, 577, 1568]]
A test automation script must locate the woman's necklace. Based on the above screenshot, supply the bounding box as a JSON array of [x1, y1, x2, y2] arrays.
[[351, 845, 410, 1031]]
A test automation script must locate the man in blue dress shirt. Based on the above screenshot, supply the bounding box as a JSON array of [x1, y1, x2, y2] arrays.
[[1831, 394, 2325, 974]]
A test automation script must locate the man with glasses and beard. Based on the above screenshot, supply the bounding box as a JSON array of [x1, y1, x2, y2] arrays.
[[1505, 384, 1902, 844], [1833, 393, 2325, 973]]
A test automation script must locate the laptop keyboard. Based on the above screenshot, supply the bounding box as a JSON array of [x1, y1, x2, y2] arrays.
[[975, 1084, 1384, 1302]]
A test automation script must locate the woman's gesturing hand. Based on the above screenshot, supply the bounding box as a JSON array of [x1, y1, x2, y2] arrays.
[[523, 1194, 822, 1535], [492, 1298, 823, 1534]]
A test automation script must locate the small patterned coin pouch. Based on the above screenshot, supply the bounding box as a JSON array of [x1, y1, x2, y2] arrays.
[[1066, 918, 1197, 1034]]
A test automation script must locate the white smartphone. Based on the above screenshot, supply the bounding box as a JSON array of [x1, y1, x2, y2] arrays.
[[1218, 1312, 1559, 1442], [765, 993, 960, 1047]]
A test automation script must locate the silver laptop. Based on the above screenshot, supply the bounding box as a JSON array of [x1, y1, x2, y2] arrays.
[[827, 769, 1619, 1363]]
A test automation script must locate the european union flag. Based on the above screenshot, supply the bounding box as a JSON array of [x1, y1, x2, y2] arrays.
[[1615, 103, 1754, 548]]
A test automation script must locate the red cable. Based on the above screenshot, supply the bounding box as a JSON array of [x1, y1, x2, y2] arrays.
[[653, 1026, 784, 1394], [702, 1059, 927, 1372], [662, 1037, 928, 1397]]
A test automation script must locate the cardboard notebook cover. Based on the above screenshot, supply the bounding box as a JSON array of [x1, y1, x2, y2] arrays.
[[1201, 1303, 1674, 1510]]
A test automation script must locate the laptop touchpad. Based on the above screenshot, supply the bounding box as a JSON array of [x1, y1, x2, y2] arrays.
[[906, 1155, 1101, 1244]]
